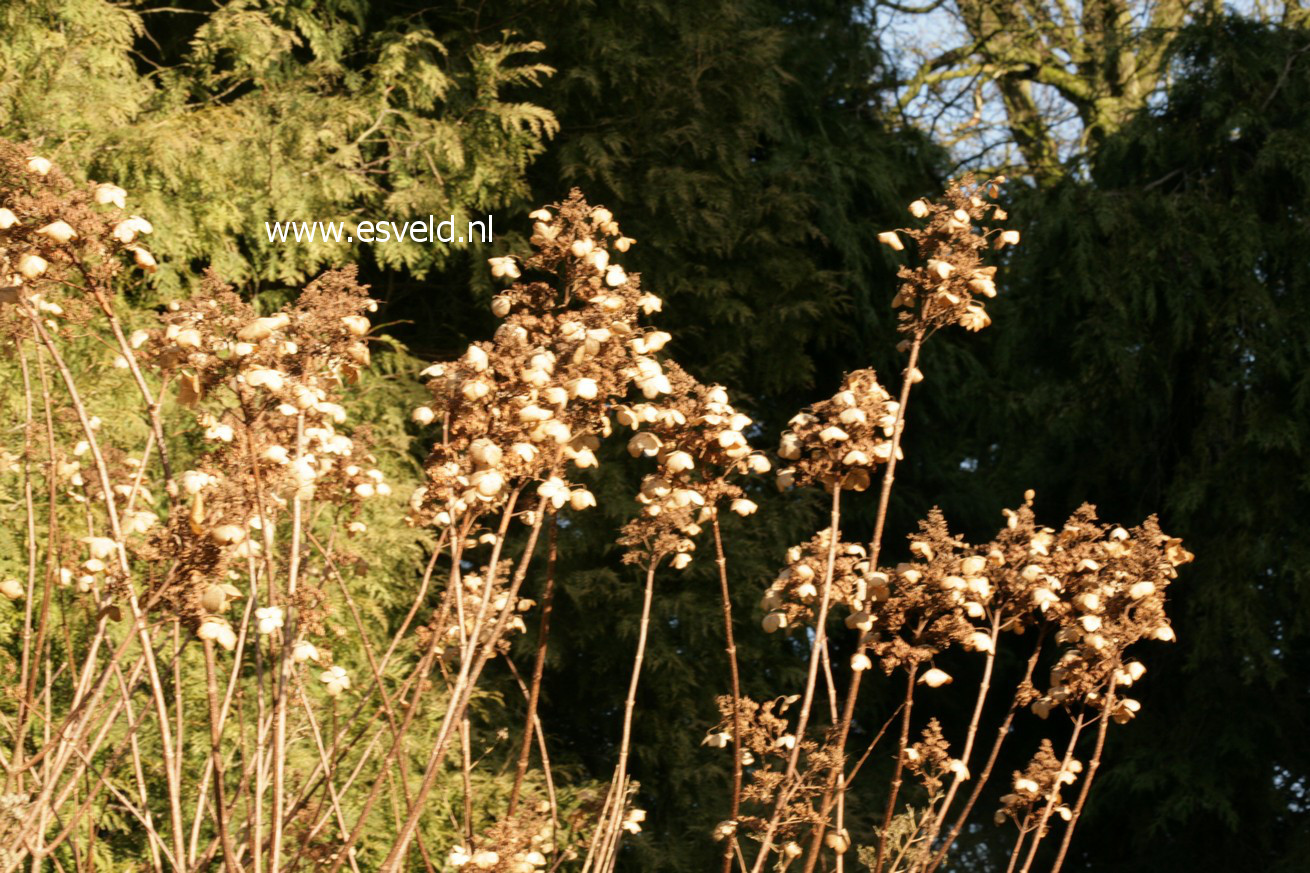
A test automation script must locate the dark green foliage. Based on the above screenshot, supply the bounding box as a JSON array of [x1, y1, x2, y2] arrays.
[[917, 15, 1310, 870]]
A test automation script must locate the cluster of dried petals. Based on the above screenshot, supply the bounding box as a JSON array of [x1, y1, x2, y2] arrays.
[[621, 362, 768, 483], [410, 190, 661, 530], [994, 739, 1082, 827], [903, 718, 968, 795], [841, 510, 986, 676], [878, 175, 1016, 334], [446, 802, 555, 871], [19, 430, 159, 604], [934, 496, 1192, 720], [1023, 511, 1189, 720], [758, 529, 885, 633], [705, 695, 836, 850], [134, 269, 382, 632], [617, 496, 701, 570], [862, 496, 1189, 705], [416, 560, 536, 662], [0, 143, 158, 334], [618, 362, 768, 567], [66, 533, 125, 598], [775, 369, 899, 492]]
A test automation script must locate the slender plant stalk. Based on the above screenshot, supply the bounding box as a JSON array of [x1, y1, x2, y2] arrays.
[[287, 535, 462, 869], [925, 630, 1046, 873], [579, 772, 621, 873], [304, 531, 438, 872], [873, 664, 921, 873], [502, 658, 561, 842], [596, 559, 659, 873], [1049, 685, 1116, 873], [11, 342, 41, 790], [803, 332, 924, 873], [749, 486, 844, 873], [20, 306, 187, 871], [509, 514, 559, 815], [295, 689, 365, 873], [711, 514, 745, 873], [270, 412, 308, 872], [1005, 824, 1030, 873], [204, 641, 241, 873], [918, 613, 1004, 851], [361, 490, 551, 873], [460, 716, 475, 843], [111, 663, 165, 873]]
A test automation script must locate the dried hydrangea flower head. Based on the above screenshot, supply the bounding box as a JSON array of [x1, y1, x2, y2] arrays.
[[994, 738, 1081, 828], [903, 718, 969, 796], [859, 509, 986, 674], [618, 361, 767, 568], [0, 143, 158, 336], [617, 489, 702, 570], [1010, 503, 1191, 722], [619, 362, 767, 481], [740, 494, 1189, 866], [759, 529, 885, 632], [410, 189, 663, 531], [775, 369, 899, 493], [860, 494, 1189, 692], [416, 561, 537, 663], [879, 174, 1015, 334], [133, 268, 382, 633], [704, 694, 837, 849], [444, 801, 556, 871]]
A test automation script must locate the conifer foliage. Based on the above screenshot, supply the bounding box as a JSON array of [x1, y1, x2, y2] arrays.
[[0, 0, 558, 292], [928, 15, 1310, 871]]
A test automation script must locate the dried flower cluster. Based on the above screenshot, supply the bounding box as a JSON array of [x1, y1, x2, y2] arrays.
[[619, 361, 768, 566], [995, 739, 1083, 828], [705, 181, 1190, 873], [410, 191, 662, 530], [399, 190, 776, 873], [728, 489, 1190, 867], [0, 142, 157, 317], [995, 502, 1191, 723], [133, 270, 384, 643], [706, 694, 839, 854], [776, 369, 899, 492], [903, 719, 967, 797], [447, 803, 556, 872], [758, 529, 884, 632], [878, 174, 1018, 335]]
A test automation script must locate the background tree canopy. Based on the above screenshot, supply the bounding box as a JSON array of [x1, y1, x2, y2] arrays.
[[1, 0, 1308, 869], [937, 16, 1310, 869], [1, 0, 557, 292]]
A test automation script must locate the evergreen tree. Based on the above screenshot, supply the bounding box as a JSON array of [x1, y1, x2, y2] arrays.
[[0, 0, 557, 295], [917, 15, 1310, 869]]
